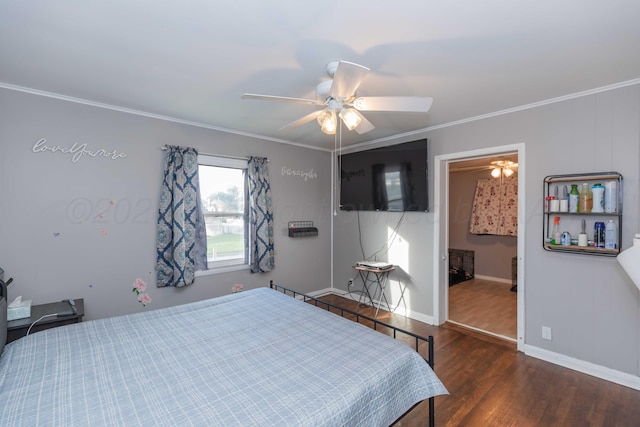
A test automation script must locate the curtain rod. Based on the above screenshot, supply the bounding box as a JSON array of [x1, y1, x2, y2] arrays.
[[161, 145, 262, 162]]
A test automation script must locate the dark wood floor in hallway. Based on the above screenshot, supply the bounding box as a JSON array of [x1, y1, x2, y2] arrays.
[[317, 293, 640, 427]]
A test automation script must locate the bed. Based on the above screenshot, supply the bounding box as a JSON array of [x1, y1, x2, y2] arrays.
[[0, 282, 446, 426]]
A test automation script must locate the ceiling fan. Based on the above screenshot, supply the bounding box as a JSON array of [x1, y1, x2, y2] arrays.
[[241, 60, 433, 135], [449, 157, 519, 178], [490, 160, 518, 178]]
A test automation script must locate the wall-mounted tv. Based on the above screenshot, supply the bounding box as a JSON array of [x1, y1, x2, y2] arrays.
[[339, 139, 429, 212]]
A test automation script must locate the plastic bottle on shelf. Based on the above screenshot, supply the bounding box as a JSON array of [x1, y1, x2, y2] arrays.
[[605, 220, 617, 249], [591, 183, 604, 213], [578, 183, 592, 213], [594, 222, 605, 248], [551, 216, 560, 245], [604, 181, 617, 213], [569, 184, 579, 213]]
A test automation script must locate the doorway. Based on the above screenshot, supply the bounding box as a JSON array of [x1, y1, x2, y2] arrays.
[[447, 154, 518, 340], [432, 144, 525, 350]]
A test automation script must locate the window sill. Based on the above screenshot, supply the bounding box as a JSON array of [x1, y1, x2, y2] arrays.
[[196, 264, 249, 277]]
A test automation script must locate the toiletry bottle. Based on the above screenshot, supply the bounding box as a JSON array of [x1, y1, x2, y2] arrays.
[[604, 181, 617, 213], [551, 216, 560, 245], [569, 184, 579, 213], [578, 183, 592, 213], [591, 183, 604, 213], [605, 220, 617, 249], [594, 221, 605, 248]]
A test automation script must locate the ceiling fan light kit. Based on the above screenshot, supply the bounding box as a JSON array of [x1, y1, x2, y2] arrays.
[[491, 160, 517, 178], [317, 110, 338, 135], [339, 108, 362, 131], [241, 60, 434, 135]]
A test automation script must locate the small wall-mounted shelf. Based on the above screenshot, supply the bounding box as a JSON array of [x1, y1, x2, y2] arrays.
[[288, 221, 318, 238], [543, 172, 623, 257]]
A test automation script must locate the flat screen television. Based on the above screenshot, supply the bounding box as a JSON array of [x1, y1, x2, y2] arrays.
[[339, 139, 429, 212]]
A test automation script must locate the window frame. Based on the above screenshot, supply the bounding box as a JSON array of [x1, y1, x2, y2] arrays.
[[195, 155, 249, 276]]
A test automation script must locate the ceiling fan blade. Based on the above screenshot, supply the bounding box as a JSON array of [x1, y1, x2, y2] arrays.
[[279, 110, 325, 130], [353, 96, 433, 112], [241, 93, 319, 105], [329, 61, 370, 99], [353, 111, 375, 134]]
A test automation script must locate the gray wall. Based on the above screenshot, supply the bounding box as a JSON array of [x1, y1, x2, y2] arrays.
[[449, 169, 517, 280], [0, 88, 332, 321], [3, 82, 640, 379], [334, 84, 640, 377], [332, 210, 434, 317]]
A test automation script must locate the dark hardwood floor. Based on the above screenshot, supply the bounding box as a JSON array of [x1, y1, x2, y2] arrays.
[[315, 293, 640, 427]]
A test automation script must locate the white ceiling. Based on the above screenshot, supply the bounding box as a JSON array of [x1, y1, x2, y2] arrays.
[[2, 1, 640, 151]]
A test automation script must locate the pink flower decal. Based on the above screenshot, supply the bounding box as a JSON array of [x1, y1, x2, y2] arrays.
[[138, 293, 151, 306], [232, 284, 244, 293], [132, 278, 151, 306], [132, 278, 147, 294]]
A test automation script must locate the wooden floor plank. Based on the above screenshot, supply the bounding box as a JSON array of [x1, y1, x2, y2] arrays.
[[315, 293, 640, 427], [449, 278, 517, 339]]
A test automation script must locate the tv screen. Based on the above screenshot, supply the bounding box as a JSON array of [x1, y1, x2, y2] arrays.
[[339, 139, 429, 212]]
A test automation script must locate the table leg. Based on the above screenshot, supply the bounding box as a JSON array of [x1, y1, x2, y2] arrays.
[[356, 270, 375, 312], [373, 272, 392, 318]]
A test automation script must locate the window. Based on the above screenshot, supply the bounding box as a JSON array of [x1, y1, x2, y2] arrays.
[[384, 169, 404, 210], [198, 156, 248, 270]]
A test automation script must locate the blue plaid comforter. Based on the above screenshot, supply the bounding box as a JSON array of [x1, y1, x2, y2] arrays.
[[0, 287, 447, 426]]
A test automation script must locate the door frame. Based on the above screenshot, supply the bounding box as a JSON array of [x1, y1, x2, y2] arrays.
[[432, 143, 525, 350]]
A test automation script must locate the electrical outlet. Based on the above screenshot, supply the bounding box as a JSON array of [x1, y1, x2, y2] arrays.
[[542, 326, 552, 340], [347, 279, 354, 287]]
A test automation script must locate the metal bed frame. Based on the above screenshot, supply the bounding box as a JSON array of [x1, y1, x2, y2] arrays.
[[269, 281, 436, 427]]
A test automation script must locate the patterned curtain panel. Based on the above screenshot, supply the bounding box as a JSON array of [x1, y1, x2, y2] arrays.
[[469, 177, 518, 236], [247, 157, 275, 273], [156, 146, 207, 287]]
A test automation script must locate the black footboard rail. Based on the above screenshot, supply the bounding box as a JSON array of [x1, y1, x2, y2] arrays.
[[270, 281, 436, 427], [269, 281, 434, 365]]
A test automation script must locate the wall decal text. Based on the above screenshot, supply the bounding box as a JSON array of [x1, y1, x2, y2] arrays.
[[32, 138, 128, 163], [281, 166, 318, 181]]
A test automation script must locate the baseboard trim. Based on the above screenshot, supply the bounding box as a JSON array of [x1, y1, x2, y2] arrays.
[[523, 344, 640, 391], [447, 320, 517, 343], [474, 275, 512, 284], [307, 287, 335, 297], [326, 289, 435, 325]]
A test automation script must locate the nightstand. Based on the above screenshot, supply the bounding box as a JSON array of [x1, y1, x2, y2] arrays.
[[6, 298, 84, 344]]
